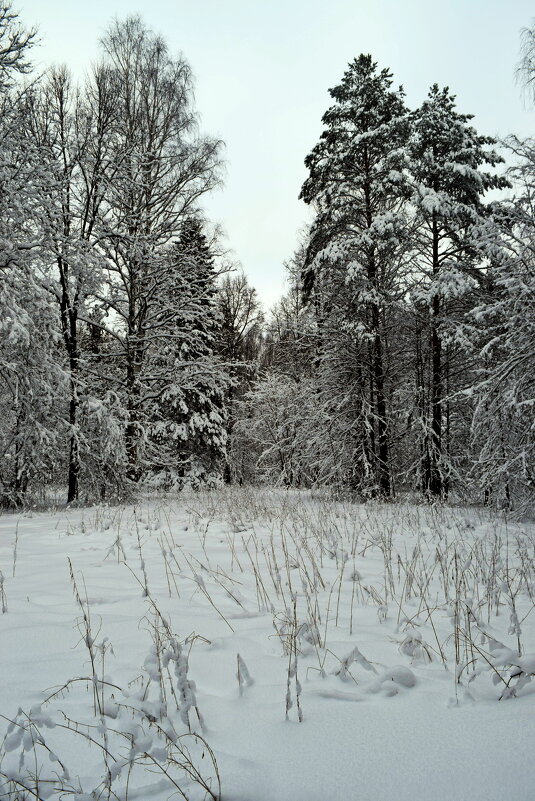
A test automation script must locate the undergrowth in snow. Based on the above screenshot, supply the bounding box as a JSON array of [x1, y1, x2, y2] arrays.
[[1, 489, 534, 800]]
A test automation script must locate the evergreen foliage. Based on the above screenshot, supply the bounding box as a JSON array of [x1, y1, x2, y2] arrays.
[[146, 218, 229, 487]]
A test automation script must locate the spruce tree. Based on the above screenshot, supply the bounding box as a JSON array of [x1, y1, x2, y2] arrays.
[[147, 218, 229, 486]]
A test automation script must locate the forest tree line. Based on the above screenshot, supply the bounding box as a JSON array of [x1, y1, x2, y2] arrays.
[[1, 4, 535, 510]]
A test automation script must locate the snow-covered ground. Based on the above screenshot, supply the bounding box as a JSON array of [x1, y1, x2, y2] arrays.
[[1, 488, 534, 801]]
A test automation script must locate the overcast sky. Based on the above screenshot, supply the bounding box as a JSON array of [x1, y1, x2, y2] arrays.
[[19, 0, 535, 310]]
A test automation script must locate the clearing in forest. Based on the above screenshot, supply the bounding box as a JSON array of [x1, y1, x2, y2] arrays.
[[1, 489, 534, 801]]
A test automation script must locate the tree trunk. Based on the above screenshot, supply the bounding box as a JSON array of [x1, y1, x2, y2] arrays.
[[443, 342, 451, 499], [67, 366, 80, 503], [429, 215, 443, 498], [372, 308, 390, 496], [125, 349, 142, 482], [363, 155, 391, 497], [415, 323, 431, 494], [59, 256, 80, 504]]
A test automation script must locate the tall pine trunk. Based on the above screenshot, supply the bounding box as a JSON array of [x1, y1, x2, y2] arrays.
[[429, 215, 443, 498], [372, 309, 391, 495], [365, 165, 391, 497]]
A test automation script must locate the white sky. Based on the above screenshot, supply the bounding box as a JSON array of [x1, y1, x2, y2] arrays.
[[19, 0, 535, 310]]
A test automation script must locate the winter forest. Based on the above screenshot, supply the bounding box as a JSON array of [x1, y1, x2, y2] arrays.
[[2, 3, 535, 801], [0, 5, 534, 511]]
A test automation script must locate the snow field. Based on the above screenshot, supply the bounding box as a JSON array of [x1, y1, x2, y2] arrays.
[[1, 488, 535, 800]]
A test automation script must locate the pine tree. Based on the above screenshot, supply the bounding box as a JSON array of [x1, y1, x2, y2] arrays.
[[300, 54, 410, 496], [407, 85, 508, 497]]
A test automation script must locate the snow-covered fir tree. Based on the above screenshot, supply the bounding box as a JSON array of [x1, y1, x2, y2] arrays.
[[146, 217, 230, 487]]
